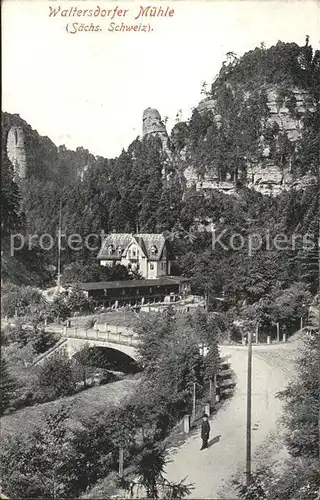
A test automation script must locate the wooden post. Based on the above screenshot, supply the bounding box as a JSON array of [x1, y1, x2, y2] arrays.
[[283, 333, 287, 342], [209, 373, 217, 409], [209, 378, 213, 407], [191, 382, 196, 422], [213, 373, 217, 405], [276, 322, 280, 342], [183, 414, 190, 433], [246, 327, 253, 486], [118, 447, 124, 477], [300, 316, 303, 330], [204, 403, 210, 416], [267, 335, 271, 344]]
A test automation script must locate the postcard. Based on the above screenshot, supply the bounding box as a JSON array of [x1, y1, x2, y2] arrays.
[[1, 1, 319, 499]]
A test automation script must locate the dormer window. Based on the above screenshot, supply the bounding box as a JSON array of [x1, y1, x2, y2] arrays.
[[130, 247, 137, 258], [108, 244, 115, 255], [150, 245, 158, 258]]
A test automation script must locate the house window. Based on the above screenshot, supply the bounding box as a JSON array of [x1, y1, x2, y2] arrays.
[[117, 245, 122, 256], [150, 263, 154, 270], [150, 245, 158, 258], [108, 244, 114, 255]]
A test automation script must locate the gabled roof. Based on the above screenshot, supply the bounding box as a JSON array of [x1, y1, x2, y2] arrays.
[[97, 233, 167, 261], [97, 233, 132, 260], [135, 233, 166, 261]]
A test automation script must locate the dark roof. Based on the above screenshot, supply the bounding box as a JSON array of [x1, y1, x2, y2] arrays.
[[76, 276, 191, 291], [97, 233, 167, 261], [97, 233, 132, 260]]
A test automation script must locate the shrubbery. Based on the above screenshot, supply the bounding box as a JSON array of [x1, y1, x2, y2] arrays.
[[236, 334, 320, 500], [0, 307, 220, 498]]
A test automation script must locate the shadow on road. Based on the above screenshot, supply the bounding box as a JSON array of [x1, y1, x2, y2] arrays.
[[208, 434, 221, 448]]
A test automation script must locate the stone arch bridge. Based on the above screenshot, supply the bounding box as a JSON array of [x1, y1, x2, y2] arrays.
[[33, 324, 140, 366]]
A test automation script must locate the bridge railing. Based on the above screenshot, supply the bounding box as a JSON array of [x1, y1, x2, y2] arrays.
[[65, 327, 139, 347]]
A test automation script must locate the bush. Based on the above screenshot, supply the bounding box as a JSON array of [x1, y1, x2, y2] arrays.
[[36, 351, 78, 399], [4, 321, 57, 354], [1, 284, 46, 318]]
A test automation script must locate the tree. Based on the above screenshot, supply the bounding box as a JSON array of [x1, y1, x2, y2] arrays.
[[0, 358, 17, 415], [65, 285, 93, 315], [49, 294, 71, 322], [135, 307, 177, 369], [5, 317, 56, 354], [272, 282, 312, 334], [1, 152, 21, 240], [0, 404, 78, 499], [279, 335, 319, 458], [37, 351, 77, 399], [61, 262, 131, 285], [1, 284, 47, 318], [118, 442, 192, 499], [236, 331, 320, 500], [72, 344, 101, 388], [69, 409, 124, 493]]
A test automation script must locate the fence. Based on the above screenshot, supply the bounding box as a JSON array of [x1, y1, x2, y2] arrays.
[[62, 323, 139, 347], [182, 358, 234, 434]]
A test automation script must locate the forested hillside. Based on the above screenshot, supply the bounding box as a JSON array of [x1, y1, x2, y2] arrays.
[[1, 40, 319, 299]]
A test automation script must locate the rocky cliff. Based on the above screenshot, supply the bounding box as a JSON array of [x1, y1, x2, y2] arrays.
[[142, 107, 172, 180], [7, 126, 27, 180], [171, 40, 320, 196], [142, 107, 170, 152]]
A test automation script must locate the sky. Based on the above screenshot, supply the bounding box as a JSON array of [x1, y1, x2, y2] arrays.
[[2, 0, 320, 158]]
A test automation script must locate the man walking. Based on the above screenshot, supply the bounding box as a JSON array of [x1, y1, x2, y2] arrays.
[[200, 414, 210, 450]]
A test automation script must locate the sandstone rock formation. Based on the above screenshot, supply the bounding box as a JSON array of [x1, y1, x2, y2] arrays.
[[142, 107, 172, 180], [142, 108, 171, 153], [265, 87, 316, 142], [183, 85, 317, 196], [7, 126, 27, 180], [197, 97, 222, 128]]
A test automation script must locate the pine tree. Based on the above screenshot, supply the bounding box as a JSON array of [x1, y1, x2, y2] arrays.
[[0, 358, 16, 415]]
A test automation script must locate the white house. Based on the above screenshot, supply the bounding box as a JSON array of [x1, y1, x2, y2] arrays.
[[97, 233, 171, 279]]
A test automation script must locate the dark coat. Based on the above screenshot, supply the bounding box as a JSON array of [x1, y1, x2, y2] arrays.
[[201, 420, 210, 439]]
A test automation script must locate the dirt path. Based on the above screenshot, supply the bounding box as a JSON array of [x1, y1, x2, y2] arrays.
[[165, 340, 300, 499]]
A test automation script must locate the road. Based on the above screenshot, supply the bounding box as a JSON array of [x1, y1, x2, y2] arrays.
[[165, 339, 301, 499]]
